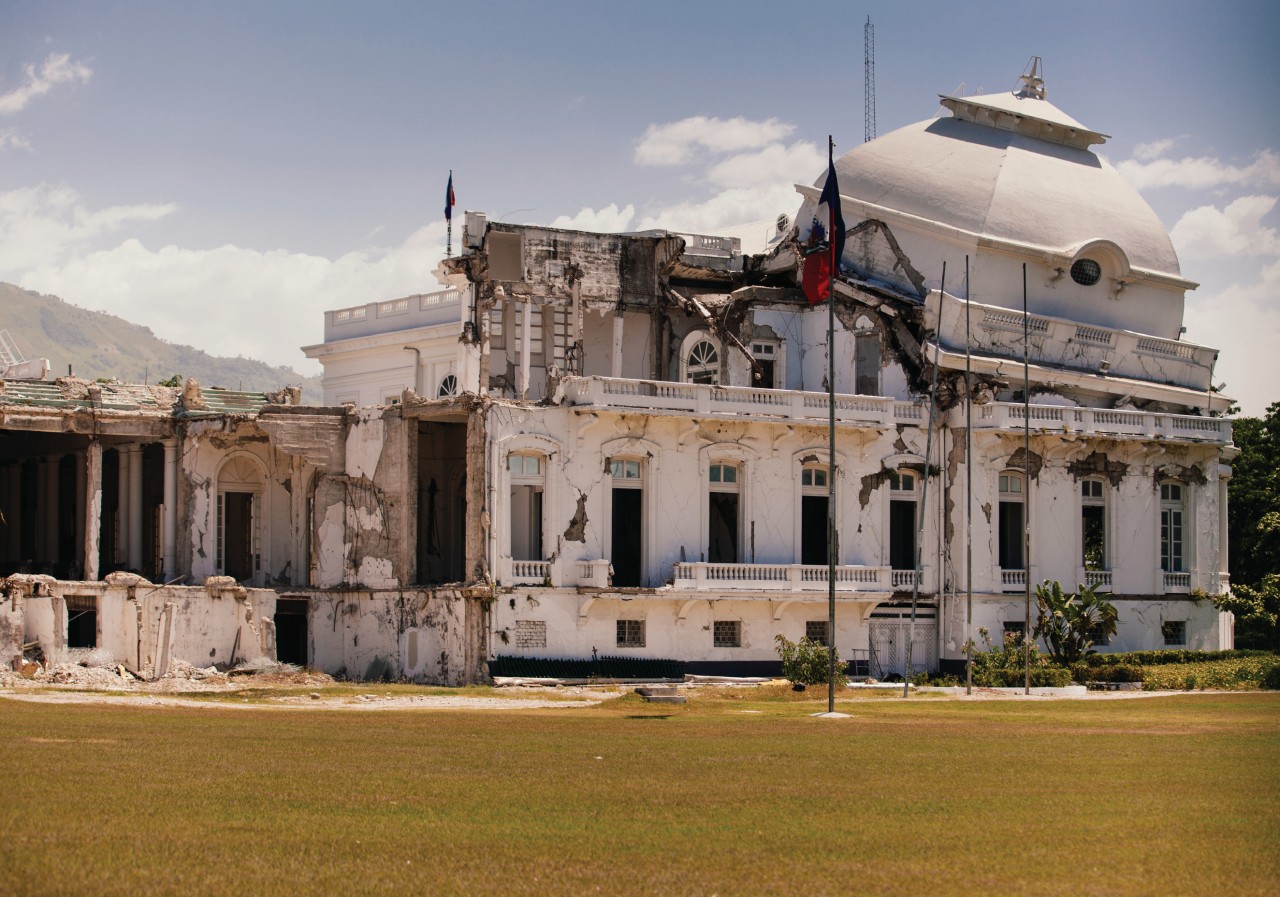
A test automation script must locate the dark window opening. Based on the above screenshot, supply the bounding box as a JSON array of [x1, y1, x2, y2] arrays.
[[66, 596, 97, 649], [1071, 258, 1102, 286], [222, 492, 255, 582], [274, 598, 309, 666], [855, 331, 881, 396], [889, 500, 916, 570], [754, 358, 775, 388], [417, 421, 468, 585], [708, 492, 739, 564], [801, 495, 828, 566], [1082, 505, 1106, 570], [611, 488, 643, 587], [998, 501, 1025, 569]]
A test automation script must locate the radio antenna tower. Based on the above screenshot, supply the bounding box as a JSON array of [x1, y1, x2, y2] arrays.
[[864, 16, 876, 142]]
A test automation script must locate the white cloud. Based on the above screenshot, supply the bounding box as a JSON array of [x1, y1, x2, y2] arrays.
[[635, 116, 794, 166], [1130, 137, 1183, 162], [0, 184, 176, 271], [706, 141, 825, 190], [0, 129, 33, 151], [1183, 258, 1280, 417], [1170, 196, 1280, 259], [1117, 148, 1280, 191], [0, 53, 93, 115], [551, 203, 636, 232]]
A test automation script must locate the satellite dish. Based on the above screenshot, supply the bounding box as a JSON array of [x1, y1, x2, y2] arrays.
[[776, 213, 791, 234]]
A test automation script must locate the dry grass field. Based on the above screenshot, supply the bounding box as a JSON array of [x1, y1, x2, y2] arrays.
[[1, 688, 1277, 897]]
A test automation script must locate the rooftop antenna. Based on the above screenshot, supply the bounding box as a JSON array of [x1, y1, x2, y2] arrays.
[[1015, 56, 1046, 99], [864, 16, 876, 142]]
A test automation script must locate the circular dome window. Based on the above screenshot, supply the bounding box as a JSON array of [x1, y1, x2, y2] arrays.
[[1071, 258, 1102, 286]]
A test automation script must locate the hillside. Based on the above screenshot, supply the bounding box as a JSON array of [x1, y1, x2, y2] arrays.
[[0, 283, 322, 397]]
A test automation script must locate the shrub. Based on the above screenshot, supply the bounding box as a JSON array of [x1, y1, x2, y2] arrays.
[[1262, 665, 1280, 690], [774, 635, 847, 687], [1140, 655, 1280, 690], [1033, 580, 1118, 664], [969, 629, 1071, 688], [1069, 662, 1144, 684]]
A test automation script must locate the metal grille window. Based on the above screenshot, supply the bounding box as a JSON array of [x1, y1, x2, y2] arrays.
[[1071, 258, 1102, 286], [1162, 620, 1186, 647], [713, 620, 741, 648], [616, 619, 645, 648], [1002, 620, 1027, 644], [805, 620, 830, 646], [515, 620, 547, 649]]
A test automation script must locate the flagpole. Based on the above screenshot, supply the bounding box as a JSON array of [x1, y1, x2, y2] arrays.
[[447, 169, 453, 257], [1023, 262, 1031, 695], [826, 134, 837, 716], [965, 254, 973, 695]]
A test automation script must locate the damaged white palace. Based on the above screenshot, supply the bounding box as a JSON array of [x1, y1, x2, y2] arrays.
[[1, 69, 1235, 682]]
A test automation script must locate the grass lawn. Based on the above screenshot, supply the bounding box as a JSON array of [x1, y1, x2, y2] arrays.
[[1, 690, 1277, 897]]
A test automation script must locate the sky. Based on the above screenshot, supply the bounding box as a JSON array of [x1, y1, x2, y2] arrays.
[[1, 0, 1277, 415]]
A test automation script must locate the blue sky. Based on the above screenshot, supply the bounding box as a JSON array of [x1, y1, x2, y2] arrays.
[[2, 0, 1277, 414]]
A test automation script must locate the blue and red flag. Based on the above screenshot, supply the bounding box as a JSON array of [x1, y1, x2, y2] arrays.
[[801, 145, 845, 304], [445, 171, 456, 222]]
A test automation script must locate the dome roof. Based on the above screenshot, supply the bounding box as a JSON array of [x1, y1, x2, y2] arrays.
[[826, 91, 1182, 278]]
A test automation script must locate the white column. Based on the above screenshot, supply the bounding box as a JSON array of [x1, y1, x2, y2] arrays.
[[116, 447, 132, 566], [1218, 469, 1231, 577], [84, 441, 102, 581], [162, 438, 178, 582], [127, 445, 144, 571], [611, 312, 625, 378], [518, 300, 532, 399], [291, 454, 308, 587]]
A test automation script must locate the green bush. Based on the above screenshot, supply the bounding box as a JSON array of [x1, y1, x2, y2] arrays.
[[774, 635, 847, 687], [1140, 655, 1280, 690], [910, 672, 960, 687], [1262, 665, 1280, 690], [1078, 649, 1275, 667], [969, 630, 1072, 688], [1069, 662, 1144, 683]]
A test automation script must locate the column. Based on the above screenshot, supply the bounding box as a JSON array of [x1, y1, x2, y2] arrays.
[[83, 441, 102, 581], [127, 445, 144, 571], [117, 446, 132, 566], [611, 312, 625, 378], [518, 299, 532, 399], [291, 455, 308, 587], [1218, 468, 1231, 578], [162, 438, 178, 582]]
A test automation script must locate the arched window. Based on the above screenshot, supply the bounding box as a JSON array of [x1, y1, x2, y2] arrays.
[[609, 458, 644, 586], [800, 464, 830, 566], [437, 374, 458, 398], [998, 471, 1026, 570], [217, 454, 265, 583], [508, 453, 545, 561], [683, 334, 721, 385]]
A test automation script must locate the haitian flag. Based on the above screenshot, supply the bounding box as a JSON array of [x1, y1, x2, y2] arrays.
[[444, 171, 456, 222], [801, 145, 845, 304]]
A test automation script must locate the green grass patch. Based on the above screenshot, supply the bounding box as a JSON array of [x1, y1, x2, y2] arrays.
[[1, 694, 1277, 896]]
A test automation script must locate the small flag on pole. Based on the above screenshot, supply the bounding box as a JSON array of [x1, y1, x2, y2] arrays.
[[801, 149, 845, 304], [444, 171, 456, 222]]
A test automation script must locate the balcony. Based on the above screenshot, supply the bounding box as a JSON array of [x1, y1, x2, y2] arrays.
[[963, 402, 1231, 444], [1081, 569, 1112, 590], [498, 557, 611, 588], [560, 376, 925, 428], [997, 568, 1027, 592], [1163, 571, 1192, 594], [672, 562, 910, 593]]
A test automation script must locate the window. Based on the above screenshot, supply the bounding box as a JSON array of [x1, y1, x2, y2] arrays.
[[684, 336, 720, 385], [1002, 619, 1026, 644], [1087, 622, 1112, 648], [1160, 483, 1185, 573], [217, 455, 264, 583], [1081, 478, 1106, 571], [998, 472, 1026, 570], [751, 341, 779, 388], [509, 453, 545, 561], [437, 374, 459, 398], [610, 459, 643, 587], [708, 462, 740, 564], [617, 619, 645, 648], [1071, 258, 1102, 286], [713, 620, 742, 648], [515, 620, 547, 649], [855, 326, 881, 396], [1162, 620, 1186, 647], [800, 463, 830, 566], [889, 470, 918, 571], [805, 620, 830, 646], [66, 596, 97, 649]]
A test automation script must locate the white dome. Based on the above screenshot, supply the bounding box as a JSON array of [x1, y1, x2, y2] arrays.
[[827, 92, 1182, 279]]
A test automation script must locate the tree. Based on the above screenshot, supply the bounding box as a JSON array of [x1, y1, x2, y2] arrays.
[[1033, 580, 1118, 665], [1223, 402, 1280, 648]]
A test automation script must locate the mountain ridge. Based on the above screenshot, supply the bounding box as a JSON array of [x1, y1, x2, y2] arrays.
[[1, 282, 322, 398]]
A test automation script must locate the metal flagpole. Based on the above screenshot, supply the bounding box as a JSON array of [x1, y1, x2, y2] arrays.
[[446, 170, 453, 257], [827, 135, 838, 716], [965, 255, 973, 695], [1023, 262, 1032, 695], [902, 262, 945, 698]]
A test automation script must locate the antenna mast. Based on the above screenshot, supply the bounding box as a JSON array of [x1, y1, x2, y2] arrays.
[[864, 16, 876, 142]]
